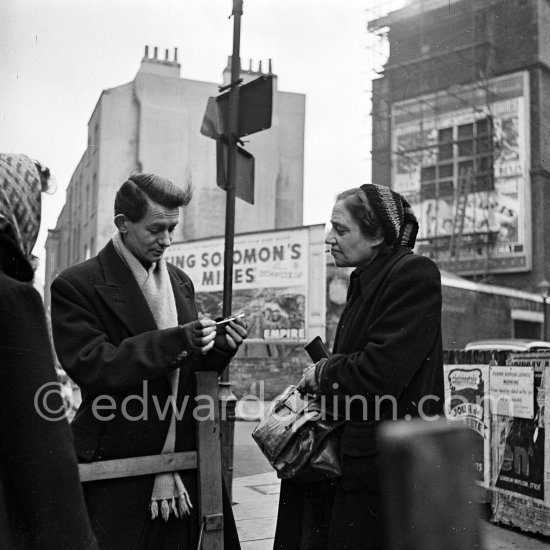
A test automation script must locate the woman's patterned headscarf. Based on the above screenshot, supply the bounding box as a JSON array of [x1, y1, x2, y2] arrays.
[[360, 183, 419, 249], [0, 154, 45, 259]]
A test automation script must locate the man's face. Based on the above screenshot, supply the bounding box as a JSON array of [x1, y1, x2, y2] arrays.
[[325, 199, 383, 268], [121, 197, 179, 265]]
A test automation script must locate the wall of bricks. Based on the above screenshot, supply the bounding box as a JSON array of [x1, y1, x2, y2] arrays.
[[228, 350, 309, 400]]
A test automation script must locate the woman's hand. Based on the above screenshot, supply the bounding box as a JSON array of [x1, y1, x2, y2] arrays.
[[297, 364, 319, 395]]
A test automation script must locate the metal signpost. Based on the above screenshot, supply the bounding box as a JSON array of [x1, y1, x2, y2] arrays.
[[200, 0, 272, 498]]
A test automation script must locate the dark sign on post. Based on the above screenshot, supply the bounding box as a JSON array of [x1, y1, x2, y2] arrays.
[[216, 75, 273, 138], [200, 75, 273, 141], [216, 140, 254, 204]]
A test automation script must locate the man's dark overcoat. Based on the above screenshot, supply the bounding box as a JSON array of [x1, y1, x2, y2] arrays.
[[51, 241, 240, 550], [274, 246, 444, 550]]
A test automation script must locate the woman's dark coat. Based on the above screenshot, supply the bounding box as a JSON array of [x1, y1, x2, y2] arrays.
[[50, 241, 240, 550], [275, 247, 444, 549], [0, 233, 98, 550]]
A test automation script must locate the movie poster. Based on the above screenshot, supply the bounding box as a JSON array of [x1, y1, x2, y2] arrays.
[[167, 227, 320, 342], [492, 356, 547, 501], [391, 71, 531, 275]]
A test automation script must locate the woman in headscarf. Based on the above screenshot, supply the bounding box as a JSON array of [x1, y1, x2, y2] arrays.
[[0, 153, 98, 549], [274, 184, 444, 550]]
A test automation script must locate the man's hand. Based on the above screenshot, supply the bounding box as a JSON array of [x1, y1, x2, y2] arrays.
[[215, 316, 248, 351], [180, 319, 217, 355]]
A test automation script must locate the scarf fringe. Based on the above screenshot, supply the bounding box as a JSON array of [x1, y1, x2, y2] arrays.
[[150, 485, 193, 521]]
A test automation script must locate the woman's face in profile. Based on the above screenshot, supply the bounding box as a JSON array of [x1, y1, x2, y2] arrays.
[[325, 200, 383, 268]]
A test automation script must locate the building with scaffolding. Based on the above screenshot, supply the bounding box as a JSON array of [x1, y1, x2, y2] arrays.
[[368, 0, 550, 293], [44, 47, 305, 311]]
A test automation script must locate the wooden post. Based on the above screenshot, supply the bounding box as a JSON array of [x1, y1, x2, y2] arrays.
[[378, 418, 481, 550], [196, 371, 224, 549]]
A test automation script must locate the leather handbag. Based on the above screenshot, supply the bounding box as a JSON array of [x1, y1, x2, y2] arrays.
[[252, 384, 344, 484]]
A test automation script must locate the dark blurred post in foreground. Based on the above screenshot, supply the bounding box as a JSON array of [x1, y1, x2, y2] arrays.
[[379, 418, 481, 550]]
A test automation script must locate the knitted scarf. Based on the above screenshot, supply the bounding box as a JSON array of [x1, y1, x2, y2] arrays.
[[112, 231, 191, 521]]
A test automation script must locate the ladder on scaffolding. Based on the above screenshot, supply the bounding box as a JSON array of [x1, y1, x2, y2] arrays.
[[449, 168, 473, 260]]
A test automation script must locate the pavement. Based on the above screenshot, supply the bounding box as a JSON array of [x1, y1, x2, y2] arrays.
[[233, 471, 280, 550], [232, 406, 550, 550]]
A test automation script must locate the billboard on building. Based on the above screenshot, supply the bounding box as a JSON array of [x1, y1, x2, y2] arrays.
[[391, 71, 531, 275], [166, 225, 326, 343]]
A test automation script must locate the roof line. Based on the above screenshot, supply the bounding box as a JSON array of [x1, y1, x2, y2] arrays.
[[441, 274, 543, 303]]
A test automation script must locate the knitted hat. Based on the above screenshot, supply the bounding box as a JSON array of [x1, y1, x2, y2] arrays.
[[359, 183, 419, 249]]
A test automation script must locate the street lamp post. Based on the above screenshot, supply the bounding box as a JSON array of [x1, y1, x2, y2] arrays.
[[537, 278, 550, 341]]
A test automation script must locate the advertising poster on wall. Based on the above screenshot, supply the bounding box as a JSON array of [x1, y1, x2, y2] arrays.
[[444, 364, 491, 486], [391, 71, 530, 275], [489, 366, 534, 419], [491, 353, 550, 535], [492, 356, 547, 500], [167, 226, 324, 342]]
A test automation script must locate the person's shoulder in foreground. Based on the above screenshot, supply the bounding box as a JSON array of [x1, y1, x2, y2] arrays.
[[0, 152, 98, 549]]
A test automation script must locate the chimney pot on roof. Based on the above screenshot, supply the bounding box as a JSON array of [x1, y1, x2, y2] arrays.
[[154, 47, 158, 59], [268, 58, 273, 73], [258, 60, 263, 73], [144, 45, 149, 58], [174, 48, 178, 62], [249, 59, 253, 71]]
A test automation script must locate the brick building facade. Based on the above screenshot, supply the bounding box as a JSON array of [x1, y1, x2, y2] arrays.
[[369, 0, 550, 293]]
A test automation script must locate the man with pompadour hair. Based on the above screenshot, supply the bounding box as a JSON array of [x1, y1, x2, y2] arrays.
[[51, 172, 246, 550]]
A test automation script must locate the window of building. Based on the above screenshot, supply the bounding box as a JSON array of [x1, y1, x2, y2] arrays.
[[419, 116, 494, 202], [513, 319, 543, 339], [511, 309, 544, 339], [78, 177, 82, 213], [74, 225, 80, 263], [92, 173, 97, 216], [86, 182, 90, 219]]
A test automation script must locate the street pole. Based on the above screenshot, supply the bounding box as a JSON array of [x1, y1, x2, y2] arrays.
[[219, 0, 243, 501], [543, 295, 548, 341]]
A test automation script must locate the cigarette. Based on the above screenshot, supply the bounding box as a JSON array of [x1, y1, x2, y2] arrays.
[[215, 313, 245, 325]]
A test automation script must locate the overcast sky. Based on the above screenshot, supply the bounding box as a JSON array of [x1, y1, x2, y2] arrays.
[[1, 0, 406, 282]]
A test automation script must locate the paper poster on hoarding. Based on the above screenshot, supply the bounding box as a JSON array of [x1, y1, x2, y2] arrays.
[[492, 363, 545, 500], [491, 354, 550, 531], [492, 492, 550, 537], [490, 366, 534, 418], [167, 227, 313, 342], [444, 365, 490, 485]]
